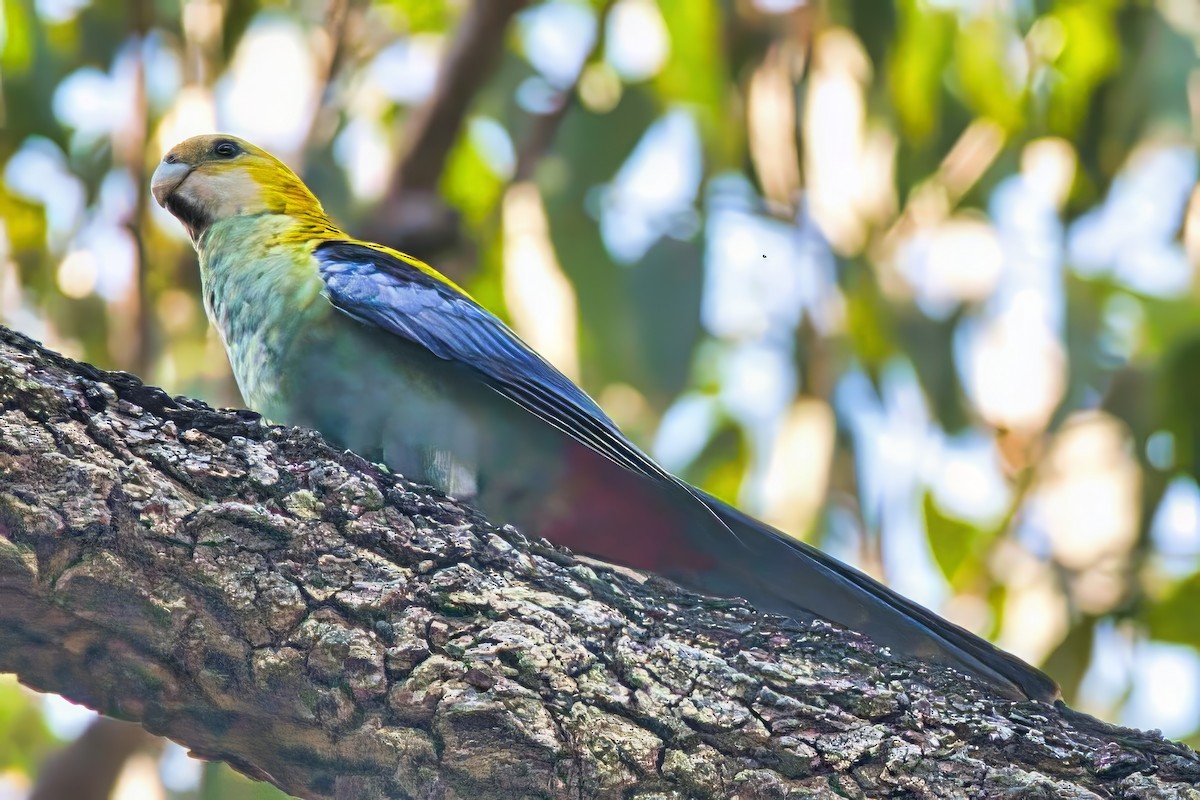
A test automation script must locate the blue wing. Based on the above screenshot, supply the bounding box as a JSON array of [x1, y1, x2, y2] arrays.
[[314, 240, 669, 482]]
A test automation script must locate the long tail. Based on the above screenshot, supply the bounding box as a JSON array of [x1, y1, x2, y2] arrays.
[[509, 438, 1058, 701], [679, 493, 1060, 703]]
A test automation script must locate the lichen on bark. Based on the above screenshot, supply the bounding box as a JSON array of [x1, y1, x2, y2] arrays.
[[0, 325, 1198, 800]]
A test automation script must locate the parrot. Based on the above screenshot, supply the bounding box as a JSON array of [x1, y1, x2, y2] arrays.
[[151, 134, 1059, 703]]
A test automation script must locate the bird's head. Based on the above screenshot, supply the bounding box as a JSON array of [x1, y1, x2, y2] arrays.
[[151, 134, 324, 242]]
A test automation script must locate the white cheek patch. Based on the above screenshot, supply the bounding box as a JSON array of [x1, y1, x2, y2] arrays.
[[183, 168, 263, 217]]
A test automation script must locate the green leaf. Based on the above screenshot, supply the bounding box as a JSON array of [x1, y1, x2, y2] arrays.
[[1157, 334, 1200, 484], [0, 675, 57, 774], [202, 760, 294, 800], [685, 420, 747, 505], [842, 265, 897, 371], [953, 15, 1025, 132], [1, 0, 34, 73], [923, 492, 982, 586], [620, 236, 704, 407], [440, 119, 505, 228], [888, 0, 955, 143], [385, 0, 453, 34], [1041, 616, 1097, 704], [1044, 2, 1120, 135], [654, 0, 733, 161], [542, 86, 659, 393], [1148, 571, 1200, 646]]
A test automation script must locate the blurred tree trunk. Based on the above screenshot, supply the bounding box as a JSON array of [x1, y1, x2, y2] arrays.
[[29, 718, 160, 800], [0, 325, 1197, 800]]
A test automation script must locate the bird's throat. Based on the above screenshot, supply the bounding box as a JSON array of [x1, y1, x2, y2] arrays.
[[165, 192, 213, 243]]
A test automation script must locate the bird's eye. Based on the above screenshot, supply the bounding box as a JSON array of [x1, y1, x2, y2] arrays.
[[214, 141, 239, 158]]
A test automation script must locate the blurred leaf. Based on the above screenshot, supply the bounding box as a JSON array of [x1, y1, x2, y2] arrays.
[[542, 86, 660, 393], [842, 267, 896, 372], [201, 761, 291, 800], [1073, 6, 1194, 179], [847, 0, 897, 74], [221, 2, 257, 62], [41, 11, 81, 57], [899, 309, 968, 432], [985, 580, 1007, 641], [1158, 334, 1200, 484], [1042, 615, 1097, 702], [1148, 572, 1200, 646], [656, 0, 722, 107], [471, 49, 538, 135], [1101, 367, 1156, 448], [923, 493, 982, 587], [386, 0, 452, 33], [1045, 2, 1120, 135], [1, 0, 34, 73], [888, 0, 954, 143], [1139, 296, 1200, 359], [621, 236, 704, 406], [440, 126, 505, 229], [1132, 10, 1197, 132], [0, 187, 46, 255], [654, 0, 734, 162], [953, 15, 1025, 132], [0, 676, 57, 773], [684, 421, 747, 505], [300, 145, 354, 225]]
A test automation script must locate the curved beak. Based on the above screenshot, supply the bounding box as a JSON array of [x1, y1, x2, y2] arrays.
[[151, 159, 192, 207]]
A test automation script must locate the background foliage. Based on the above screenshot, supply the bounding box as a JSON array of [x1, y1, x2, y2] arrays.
[[2, 0, 1199, 795]]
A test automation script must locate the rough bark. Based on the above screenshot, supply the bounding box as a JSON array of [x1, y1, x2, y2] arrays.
[[0, 324, 1196, 800]]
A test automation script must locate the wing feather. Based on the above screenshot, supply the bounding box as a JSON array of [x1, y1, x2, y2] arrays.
[[314, 240, 667, 483]]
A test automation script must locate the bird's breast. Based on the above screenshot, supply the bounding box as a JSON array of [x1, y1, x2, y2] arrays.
[[198, 251, 488, 495]]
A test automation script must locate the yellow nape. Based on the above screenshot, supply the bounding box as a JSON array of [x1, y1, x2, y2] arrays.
[[157, 133, 468, 296], [344, 240, 472, 297]]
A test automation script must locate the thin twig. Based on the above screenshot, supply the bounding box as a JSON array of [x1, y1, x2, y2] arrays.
[[390, 0, 531, 195], [127, 0, 156, 378], [513, 0, 617, 183], [363, 0, 529, 260], [296, 0, 361, 169]]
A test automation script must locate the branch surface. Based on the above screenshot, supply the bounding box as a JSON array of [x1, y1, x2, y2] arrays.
[[0, 325, 1197, 799]]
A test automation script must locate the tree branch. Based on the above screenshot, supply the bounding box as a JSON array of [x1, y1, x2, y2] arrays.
[[364, 0, 530, 262], [0, 324, 1197, 799], [392, 0, 528, 193]]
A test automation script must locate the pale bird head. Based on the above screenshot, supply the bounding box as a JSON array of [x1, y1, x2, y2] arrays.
[[151, 134, 323, 242]]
